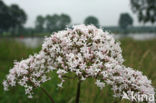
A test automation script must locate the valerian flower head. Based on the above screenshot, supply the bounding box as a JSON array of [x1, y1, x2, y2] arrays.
[[3, 24, 155, 102]]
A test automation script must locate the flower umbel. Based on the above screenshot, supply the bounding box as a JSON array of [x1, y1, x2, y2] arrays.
[[3, 24, 155, 103]]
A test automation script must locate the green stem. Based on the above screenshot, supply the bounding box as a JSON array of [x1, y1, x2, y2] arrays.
[[75, 80, 81, 103], [41, 87, 56, 103]]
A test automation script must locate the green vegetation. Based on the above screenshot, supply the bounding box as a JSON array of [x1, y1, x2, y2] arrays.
[[103, 26, 156, 34], [1, 0, 156, 37], [0, 0, 27, 34], [35, 14, 71, 33], [84, 16, 99, 27], [130, 0, 156, 23], [0, 39, 156, 103], [119, 13, 133, 31]]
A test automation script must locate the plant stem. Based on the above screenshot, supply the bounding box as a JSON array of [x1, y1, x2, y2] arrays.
[[75, 80, 81, 103], [62, 75, 76, 79], [41, 87, 56, 103]]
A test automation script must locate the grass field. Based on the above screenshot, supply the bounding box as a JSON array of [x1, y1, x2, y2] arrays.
[[0, 38, 156, 103]]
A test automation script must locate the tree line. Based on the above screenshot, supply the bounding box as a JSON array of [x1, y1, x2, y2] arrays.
[[34, 15, 99, 34], [0, 0, 156, 36]]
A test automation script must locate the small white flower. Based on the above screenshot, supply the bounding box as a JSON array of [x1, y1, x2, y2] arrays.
[[95, 80, 105, 90], [57, 82, 63, 88]]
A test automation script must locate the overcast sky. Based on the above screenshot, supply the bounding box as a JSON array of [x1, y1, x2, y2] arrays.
[[4, 0, 142, 27]]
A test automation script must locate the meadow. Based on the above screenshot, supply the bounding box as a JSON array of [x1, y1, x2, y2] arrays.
[[0, 38, 156, 103]]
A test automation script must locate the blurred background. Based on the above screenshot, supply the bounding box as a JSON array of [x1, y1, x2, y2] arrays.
[[0, 0, 156, 103]]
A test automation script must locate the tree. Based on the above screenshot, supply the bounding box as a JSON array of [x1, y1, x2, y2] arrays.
[[0, 0, 10, 32], [59, 14, 71, 30], [9, 4, 27, 32], [119, 13, 133, 30], [45, 14, 58, 32], [130, 0, 156, 23], [35, 15, 45, 33], [0, 0, 27, 35], [84, 16, 99, 27], [44, 14, 71, 32]]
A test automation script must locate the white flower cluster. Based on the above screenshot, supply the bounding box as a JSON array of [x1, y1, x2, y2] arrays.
[[3, 24, 155, 102], [102, 64, 155, 102], [3, 51, 51, 98]]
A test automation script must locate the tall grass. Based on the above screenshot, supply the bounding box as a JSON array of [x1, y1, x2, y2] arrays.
[[0, 39, 155, 103]]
